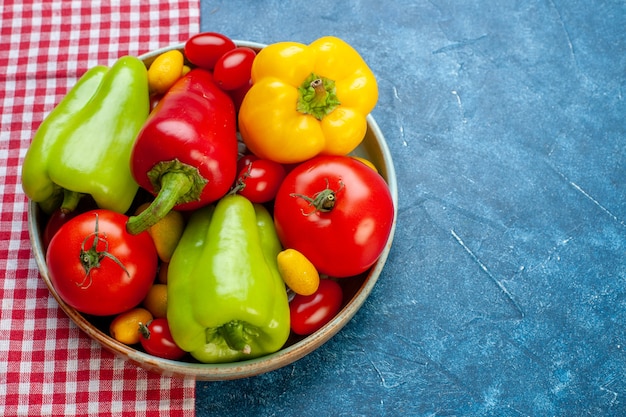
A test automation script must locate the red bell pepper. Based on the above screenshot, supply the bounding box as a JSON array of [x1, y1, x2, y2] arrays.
[[126, 68, 238, 234]]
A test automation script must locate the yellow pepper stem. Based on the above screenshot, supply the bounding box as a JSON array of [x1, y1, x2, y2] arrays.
[[296, 73, 341, 120]]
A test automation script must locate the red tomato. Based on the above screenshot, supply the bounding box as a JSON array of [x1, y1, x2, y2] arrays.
[[46, 209, 158, 316], [139, 318, 186, 360], [235, 159, 286, 203], [184, 32, 236, 71], [274, 155, 394, 277], [149, 94, 163, 112], [43, 209, 79, 251], [290, 279, 343, 335], [236, 153, 259, 174], [213, 47, 256, 91], [228, 79, 252, 113], [42, 197, 97, 250]]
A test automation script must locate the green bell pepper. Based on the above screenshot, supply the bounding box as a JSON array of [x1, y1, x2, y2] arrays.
[[21, 56, 150, 214], [167, 194, 291, 363]]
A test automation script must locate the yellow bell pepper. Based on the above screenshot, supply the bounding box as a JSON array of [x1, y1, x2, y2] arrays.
[[238, 36, 378, 164]]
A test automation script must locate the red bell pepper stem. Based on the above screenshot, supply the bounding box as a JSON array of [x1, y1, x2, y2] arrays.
[[127, 68, 238, 234], [126, 171, 193, 235]]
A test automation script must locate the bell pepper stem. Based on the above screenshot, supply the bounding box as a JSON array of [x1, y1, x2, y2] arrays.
[[296, 73, 341, 120], [206, 321, 259, 355], [61, 189, 82, 213], [37, 188, 63, 215], [126, 171, 193, 235]]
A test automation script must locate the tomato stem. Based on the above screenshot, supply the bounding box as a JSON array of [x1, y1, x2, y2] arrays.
[[228, 163, 251, 196], [78, 212, 130, 289], [290, 179, 344, 216], [139, 322, 151, 340]]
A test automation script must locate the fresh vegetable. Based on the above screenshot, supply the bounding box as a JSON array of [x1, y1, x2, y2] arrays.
[[274, 155, 394, 277], [42, 190, 98, 250], [184, 32, 236, 71], [46, 209, 158, 316], [142, 283, 168, 319], [127, 68, 238, 235], [277, 248, 320, 296], [135, 202, 185, 263], [227, 79, 252, 114], [238, 36, 378, 164], [290, 279, 343, 335], [30, 33, 392, 364], [148, 49, 185, 95], [232, 158, 286, 203], [42, 208, 80, 250], [157, 262, 169, 284], [139, 318, 187, 360], [213, 47, 256, 91], [351, 156, 378, 172], [167, 194, 290, 363], [110, 307, 154, 345], [236, 153, 259, 173], [21, 56, 150, 214]]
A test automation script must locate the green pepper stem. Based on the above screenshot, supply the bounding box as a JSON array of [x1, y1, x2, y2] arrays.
[[61, 189, 82, 213], [37, 188, 64, 215], [126, 171, 193, 235], [209, 321, 259, 355]]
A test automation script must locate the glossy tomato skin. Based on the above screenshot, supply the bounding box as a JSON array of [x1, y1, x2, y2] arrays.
[[236, 158, 286, 203], [290, 279, 343, 335], [184, 32, 236, 71], [228, 79, 252, 114], [213, 47, 256, 91], [236, 153, 259, 174], [274, 155, 394, 277], [43, 209, 79, 251], [139, 318, 186, 360], [46, 209, 158, 316], [42, 197, 98, 250]]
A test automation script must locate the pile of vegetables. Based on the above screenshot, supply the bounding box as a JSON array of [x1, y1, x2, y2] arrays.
[[21, 32, 395, 363]]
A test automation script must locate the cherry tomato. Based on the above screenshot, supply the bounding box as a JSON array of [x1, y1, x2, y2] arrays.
[[139, 318, 186, 360], [289, 279, 343, 335], [236, 153, 259, 173], [228, 79, 252, 113], [213, 47, 256, 91], [274, 155, 394, 277], [235, 158, 286, 203], [46, 209, 158, 316], [109, 307, 153, 345], [149, 94, 163, 112], [42, 197, 97, 250], [43, 209, 79, 251], [184, 32, 236, 71]]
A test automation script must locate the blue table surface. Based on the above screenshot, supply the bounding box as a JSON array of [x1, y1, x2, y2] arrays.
[[195, 1, 626, 416]]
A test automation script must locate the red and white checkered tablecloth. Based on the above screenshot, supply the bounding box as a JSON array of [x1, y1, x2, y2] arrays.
[[0, 1, 200, 416]]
